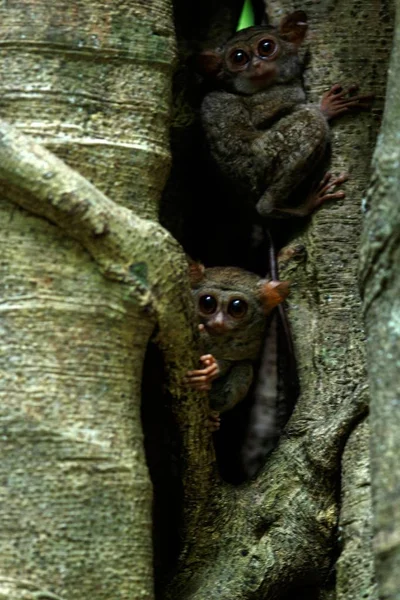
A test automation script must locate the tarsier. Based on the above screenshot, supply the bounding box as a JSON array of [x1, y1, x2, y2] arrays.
[[186, 264, 289, 430], [198, 10, 372, 221]]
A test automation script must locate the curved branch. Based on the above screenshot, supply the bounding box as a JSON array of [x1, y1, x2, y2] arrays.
[[0, 119, 216, 539], [0, 119, 194, 380], [169, 377, 367, 600]]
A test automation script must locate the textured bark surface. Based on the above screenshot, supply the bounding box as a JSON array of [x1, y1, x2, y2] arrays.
[[0, 191, 156, 600], [360, 2, 400, 598], [0, 0, 175, 218], [0, 3, 203, 600], [0, 1, 396, 599], [336, 420, 377, 600], [292, 2, 392, 598]]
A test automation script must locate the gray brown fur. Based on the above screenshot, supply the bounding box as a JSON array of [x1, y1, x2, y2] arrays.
[[199, 12, 338, 218], [191, 266, 288, 413]]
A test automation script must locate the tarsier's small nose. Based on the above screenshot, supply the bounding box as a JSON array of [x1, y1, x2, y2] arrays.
[[207, 312, 228, 334]]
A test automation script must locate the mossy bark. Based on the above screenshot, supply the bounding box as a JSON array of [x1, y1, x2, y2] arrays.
[[0, 0, 396, 599], [360, 2, 400, 597], [0, 2, 205, 599]]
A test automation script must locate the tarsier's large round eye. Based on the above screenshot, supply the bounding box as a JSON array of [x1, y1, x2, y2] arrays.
[[199, 295, 218, 315], [228, 298, 248, 318], [258, 38, 277, 58], [230, 49, 249, 66]]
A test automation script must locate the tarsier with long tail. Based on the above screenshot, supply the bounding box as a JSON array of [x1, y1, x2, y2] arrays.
[[186, 264, 289, 430], [198, 10, 371, 221]]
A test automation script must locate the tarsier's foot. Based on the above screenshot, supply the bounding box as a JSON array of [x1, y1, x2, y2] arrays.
[[278, 243, 306, 272], [185, 353, 220, 392], [307, 171, 348, 212], [320, 84, 374, 121], [208, 410, 221, 432]]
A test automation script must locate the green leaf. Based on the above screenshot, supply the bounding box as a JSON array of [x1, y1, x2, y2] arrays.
[[236, 0, 255, 31]]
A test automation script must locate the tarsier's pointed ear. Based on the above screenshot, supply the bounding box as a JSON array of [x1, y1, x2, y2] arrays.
[[196, 50, 223, 77], [188, 260, 206, 286], [259, 280, 290, 314], [279, 11, 308, 46]]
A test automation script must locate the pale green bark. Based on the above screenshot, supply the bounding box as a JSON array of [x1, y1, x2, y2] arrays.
[[337, 420, 377, 600], [0, 189, 156, 600], [0, 2, 207, 599], [0, 0, 395, 598], [360, 1, 400, 597]]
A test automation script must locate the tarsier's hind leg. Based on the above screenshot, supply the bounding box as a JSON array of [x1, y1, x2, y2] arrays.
[[272, 171, 349, 218], [255, 106, 329, 219], [209, 362, 254, 414]]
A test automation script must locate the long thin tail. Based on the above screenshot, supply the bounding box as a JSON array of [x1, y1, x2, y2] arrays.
[[241, 312, 279, 477], [267, 228, 299, 416], [240, 229, 299, 478]]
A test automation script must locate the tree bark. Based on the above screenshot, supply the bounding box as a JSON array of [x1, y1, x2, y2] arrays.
[[360, 2, 400, 598], [0, 2, 208, 599], [0, 0, 396, 599]]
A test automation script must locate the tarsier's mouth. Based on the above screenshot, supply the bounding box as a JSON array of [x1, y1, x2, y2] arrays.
[[249, 76, 270, 83], [206, 326, 229, 336], [248, 70, 275, 81]]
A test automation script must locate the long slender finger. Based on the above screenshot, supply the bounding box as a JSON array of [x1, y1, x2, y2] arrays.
[[334, 172, 349, 183], [318, 181, 338, 196], [188, 363, 218, 376], [203, 362, 219, 373], [350, 93, 374, 101], [318, 191, 345, 203], [200, 354, 215, 362], [204, 365, 219, 376], [186, 370, 212, 379], [316, 172, 347, 196], [329, 89, 349, 100], [320, 173, 348, 193], [317, 172, 332, 190], [207, 371, 219, 382], [329, 84, 343, 95], [333, 97, 373, 109], [187, 375, 212, 386]]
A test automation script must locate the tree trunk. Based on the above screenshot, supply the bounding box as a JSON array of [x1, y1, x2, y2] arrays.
[[0, 1, 396, 599], [360, 2, 400, 598], [0, 2, 203, 599]]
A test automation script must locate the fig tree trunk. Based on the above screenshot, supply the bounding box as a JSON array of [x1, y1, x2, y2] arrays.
[[0, 1, 396, 599]]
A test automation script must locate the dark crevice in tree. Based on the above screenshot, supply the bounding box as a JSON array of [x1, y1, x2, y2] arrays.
[[141, 343, 184, 596]]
